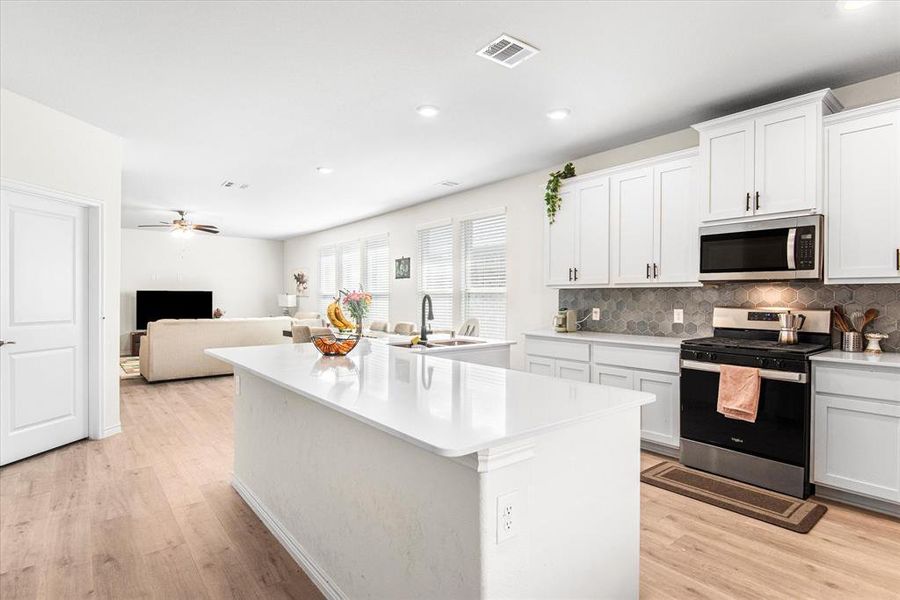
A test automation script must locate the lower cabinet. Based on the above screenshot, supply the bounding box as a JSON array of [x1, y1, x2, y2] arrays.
[[525, 336, 682, 452], [813, 364, 900, 504]]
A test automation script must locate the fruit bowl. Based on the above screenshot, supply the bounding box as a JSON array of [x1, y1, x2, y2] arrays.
[[311, 333, 361, 357]]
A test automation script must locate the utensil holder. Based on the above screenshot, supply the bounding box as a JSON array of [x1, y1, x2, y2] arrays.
[[841, 331, 863, 353]]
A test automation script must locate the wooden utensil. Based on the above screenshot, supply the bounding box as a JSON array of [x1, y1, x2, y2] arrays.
[[861, 308, 879, 332], [832, 306, 850, 332]]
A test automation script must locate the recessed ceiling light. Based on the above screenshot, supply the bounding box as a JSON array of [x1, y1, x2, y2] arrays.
[[316, 166, 334, 175], [416, 105, 440, 118], [546, 108, 572, 120], [838, 0, 874, 10]]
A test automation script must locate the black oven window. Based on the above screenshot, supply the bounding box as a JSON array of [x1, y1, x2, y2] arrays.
[[700, 228, 791, 273]]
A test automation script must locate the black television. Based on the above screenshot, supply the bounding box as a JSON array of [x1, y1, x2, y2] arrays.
[[136, 290, 213, 330]]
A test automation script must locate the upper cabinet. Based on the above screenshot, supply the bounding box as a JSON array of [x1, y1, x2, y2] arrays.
[[694, 89, 842, 223], [824, 100, 900, 283], [545, 149, 699, 289], [610, 151, 699, 286], [544, 176, 610, 287]]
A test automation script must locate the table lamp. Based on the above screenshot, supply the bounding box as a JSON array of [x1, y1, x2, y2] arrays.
[[277, 293, 297, 316]]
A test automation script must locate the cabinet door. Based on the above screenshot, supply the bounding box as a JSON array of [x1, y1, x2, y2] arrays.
[[700, 121, 754, 221], [826, 109, 900, 281], [574, 178, 609, 286], [754, 104, 818, 215], [525, 355, 555, 377], [592, 364, 634, 389], [544, 189, 576, 286], [635, 371, 680, 448], [814, 393, 900, 502], [610, 168, 654, 284], [654, 157, 699, 284], [554, 359, 591, 383]]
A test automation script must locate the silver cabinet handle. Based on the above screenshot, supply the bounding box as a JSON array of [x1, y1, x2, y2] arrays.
[[0, 340, 16, 347], [568, 267, 573, 281], [653, 263, 658, 279], [646, 263, 650, 279], [755, 191, 760, 211], [573, 267, 578, 281]]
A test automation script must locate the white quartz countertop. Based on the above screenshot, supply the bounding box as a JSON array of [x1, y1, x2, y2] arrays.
[[206, 342, 654, 458], [811, 350, 900, 370], [524, 328, 684, 350]]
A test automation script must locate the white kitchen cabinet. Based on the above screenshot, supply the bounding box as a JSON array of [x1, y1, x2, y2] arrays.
[[555, 359, 591, 382], [634, 371, 680, 449], [825, 100, 900, 283], [610, 153, 699, 286], [592, 364, 634, 389], [543, 177, 609, 287], [694, 89, 841, 223], [812, 362, 900, 506], [525, 355, 555, 377], [524, 333, 682, 453]]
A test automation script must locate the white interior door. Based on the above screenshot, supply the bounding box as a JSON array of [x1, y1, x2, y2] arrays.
[[1, 190, 89, 465]]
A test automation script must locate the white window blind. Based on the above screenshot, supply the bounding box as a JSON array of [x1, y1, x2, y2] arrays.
[[339, 240, 361, 291], [417, 222, 454, 331], [318, 246, 337, 316], [461, 212, 507, 339], [364, 236, 390, 323]]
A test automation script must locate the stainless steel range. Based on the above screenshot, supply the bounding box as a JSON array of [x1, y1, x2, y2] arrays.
[[679, 307, 832, 498]]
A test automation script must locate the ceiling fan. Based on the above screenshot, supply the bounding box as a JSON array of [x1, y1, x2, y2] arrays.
[[138, 210, 220, 237]]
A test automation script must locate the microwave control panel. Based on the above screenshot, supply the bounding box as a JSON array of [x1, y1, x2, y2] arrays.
[[796, 226, 816, 270]]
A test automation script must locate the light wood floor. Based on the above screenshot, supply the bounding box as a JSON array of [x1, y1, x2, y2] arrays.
[[1, 376, 898, 599]]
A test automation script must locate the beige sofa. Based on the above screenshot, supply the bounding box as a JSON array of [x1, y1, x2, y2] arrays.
[[139, 317, 291, 382]]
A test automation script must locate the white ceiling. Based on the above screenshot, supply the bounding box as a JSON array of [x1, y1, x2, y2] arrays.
[[2, 1, 899, 240]]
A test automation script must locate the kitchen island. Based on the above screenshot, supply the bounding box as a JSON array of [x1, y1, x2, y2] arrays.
[[206, 341, 654, 599]]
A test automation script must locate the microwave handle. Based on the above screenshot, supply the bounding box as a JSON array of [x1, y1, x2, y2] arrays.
[[786, 228, 796, 270]]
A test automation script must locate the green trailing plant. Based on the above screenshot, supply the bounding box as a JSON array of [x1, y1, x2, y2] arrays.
[[544, 162, 576, 224]]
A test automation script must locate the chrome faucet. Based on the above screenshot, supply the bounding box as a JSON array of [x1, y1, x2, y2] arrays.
[[420, 294, 434, 343]]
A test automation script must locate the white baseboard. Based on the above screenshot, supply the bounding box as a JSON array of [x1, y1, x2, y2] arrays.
[[231, 476, 348, 600], [101, 423, 122, 438], [814, 485, 900, 518], [641, 439, 679, 459]]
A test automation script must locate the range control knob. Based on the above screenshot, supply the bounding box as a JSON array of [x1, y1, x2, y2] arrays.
[[709, 353, 717, 361]]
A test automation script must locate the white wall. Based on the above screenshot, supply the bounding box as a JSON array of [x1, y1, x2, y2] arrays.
[[1, 87, 124, 436], [120, 229, 285, 354], [283, 72, 900, 371]]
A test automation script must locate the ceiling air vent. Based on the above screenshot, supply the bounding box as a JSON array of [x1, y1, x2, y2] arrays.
[[476, 34, 539, 69]]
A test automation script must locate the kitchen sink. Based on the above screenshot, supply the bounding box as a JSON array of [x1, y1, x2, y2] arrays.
[[428, 339, 484, 347]]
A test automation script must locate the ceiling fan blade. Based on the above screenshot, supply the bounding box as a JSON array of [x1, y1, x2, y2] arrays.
[[191, 223, 217, 229], [138, 224, 173, 228], [193, 226, 220, 234]]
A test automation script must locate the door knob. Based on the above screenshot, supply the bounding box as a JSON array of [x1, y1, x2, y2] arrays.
[[0, 340, 16, 347]]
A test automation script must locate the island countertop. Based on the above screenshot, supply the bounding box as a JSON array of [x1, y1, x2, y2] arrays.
[[206, 341, 654, 458]]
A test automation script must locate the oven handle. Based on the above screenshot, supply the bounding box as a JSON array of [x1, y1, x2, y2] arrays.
[[680, 359, 807, 383]]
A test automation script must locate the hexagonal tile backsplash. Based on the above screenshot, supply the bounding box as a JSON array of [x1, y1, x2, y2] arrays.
[[559, 283, 900, 352]]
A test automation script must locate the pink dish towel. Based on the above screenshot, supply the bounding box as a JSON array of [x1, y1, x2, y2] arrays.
[[716, 365, 761, 423]]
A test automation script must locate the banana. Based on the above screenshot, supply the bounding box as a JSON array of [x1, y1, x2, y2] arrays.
[[326, 302, 345, 329], [334, 303, 354, 330]]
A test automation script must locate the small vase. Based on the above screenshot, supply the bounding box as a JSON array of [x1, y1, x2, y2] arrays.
[[356, 318, 363, 336]]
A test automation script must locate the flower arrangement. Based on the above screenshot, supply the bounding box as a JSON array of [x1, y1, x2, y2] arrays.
[[340, 289, 372, 333]]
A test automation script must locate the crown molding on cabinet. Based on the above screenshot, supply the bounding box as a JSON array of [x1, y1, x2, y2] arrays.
[[823, 97, 900, 126], [692, 88, 843, 132], [556, 147, 699, 189]]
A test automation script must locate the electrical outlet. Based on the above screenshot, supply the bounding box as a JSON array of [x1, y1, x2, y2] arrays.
[[592, 307, 601, 320], [497, 490, 519, 543], [673, 309, 684, 324]]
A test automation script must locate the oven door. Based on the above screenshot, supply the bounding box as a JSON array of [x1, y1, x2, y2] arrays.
[[679, 360, 810, 467]]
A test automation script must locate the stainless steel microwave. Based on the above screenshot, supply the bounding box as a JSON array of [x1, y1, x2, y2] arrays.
[[698, 215, 823, 282]]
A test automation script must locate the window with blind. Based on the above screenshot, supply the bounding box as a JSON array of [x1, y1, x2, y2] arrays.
[[318, 246, 337, 316], [461, 212, 507, 339], [417, 222, 454, 331], [364, 236, 390, 322], [317, 236, 389, 324]]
